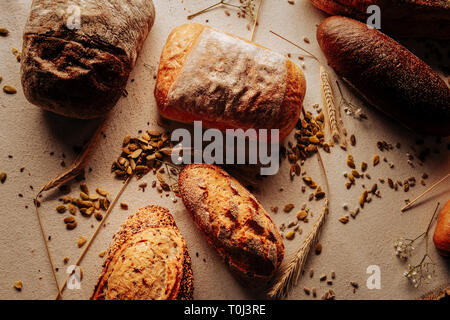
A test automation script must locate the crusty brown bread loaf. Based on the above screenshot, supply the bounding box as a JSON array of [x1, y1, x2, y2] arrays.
[[91, 206, 193, 300], [433, 200, 450, 257], [309, 0, 450, 39], [317, 16, 450, 136], [155, 23, 306, 142], [21, 0, 155, 119], [178, 163, 284, 284]]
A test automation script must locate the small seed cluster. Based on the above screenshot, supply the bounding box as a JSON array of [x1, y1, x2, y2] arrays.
[[55, 183, 111, 230], [284, 109, 329, 179], [303, 269, 338, 299], [279, 203, 316, 240], [111, 130, 171, 180]]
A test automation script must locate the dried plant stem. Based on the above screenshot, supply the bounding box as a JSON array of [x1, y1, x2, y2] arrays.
[[269, 30, 320, 62], [33, 195, 61, 298], [33, 118, 107, 298], [401, 173, 450, 212], [250, 0, 262, 41], [320, 66, 340, 144], [187, 0, 225, 20], [55, 175, 133, 300], [268, 151, 330, 299]]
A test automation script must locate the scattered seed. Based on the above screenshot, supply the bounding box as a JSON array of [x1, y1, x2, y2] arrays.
[[56, 205, 66, 214], [331, 271, 336, 279], [0, 27, 9, 36], [347, 155, 355, 169], [315, 243, 322, 255], [285, 230, 295, 240], [96, 188, 109, 196], [0, 172, 6, 183], [309, 269, 314, 278], [373, 155, 380, 166], [3, 85, 17, 94], [77, 236, 87, 248], [98, 251, 106, 258], [304, 287, 311, 295], [320, 274, 327, 281], [120, 203, 129, 210], [63, 216, 76, 224], [296, 210, 308, 220], [13, 281, 22, 291], [66, 222, 77, 230], [361, 162, 367, 172], [339, 216, 349, 224], [283, 203, 295, 213], [350, 134, 356, 146]]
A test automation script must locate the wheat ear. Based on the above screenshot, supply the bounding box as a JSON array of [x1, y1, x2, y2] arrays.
[[320, 66, 340, 144]]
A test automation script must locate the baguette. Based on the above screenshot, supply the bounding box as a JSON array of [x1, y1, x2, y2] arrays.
[[21, 0, 155, 119], [155, 23, 306, 142], [91, 206, 193, 300], [433, 200, 450, 257], [317, 16, 450, 136], [309, 0, 450, 39], [178, 163, 284, 285]]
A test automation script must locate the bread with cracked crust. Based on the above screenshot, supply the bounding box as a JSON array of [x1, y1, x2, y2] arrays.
[[21, 0, 155, 119], [91, 206, 193, 300], [178, 163, 284, 285], [154, 23, 306, 142]]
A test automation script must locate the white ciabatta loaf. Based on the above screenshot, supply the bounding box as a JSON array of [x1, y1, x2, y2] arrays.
[[91, 206, 193, 300], [155, 23, 306, 142], [178, 164, 284, 284]]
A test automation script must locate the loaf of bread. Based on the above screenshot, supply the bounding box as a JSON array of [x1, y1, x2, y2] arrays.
[[309, 0, 450, 39], [21, 0, 155, 119], [178, 163, 284, 284], [91, 206, 193, 300], [317, 16, 450, 136], [433, 200, 450, 257], [155, 23, 306, 142]]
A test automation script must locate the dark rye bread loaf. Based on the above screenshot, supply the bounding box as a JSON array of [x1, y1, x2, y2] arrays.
[[21, 0, 155, 119], [91, 206, 193, 300], [178, 164, 284, 285], [317, 16, 450, 136], [309, 0, 450, 39]]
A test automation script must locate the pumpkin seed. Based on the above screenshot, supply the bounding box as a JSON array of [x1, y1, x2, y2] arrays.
[[68, 203, 77, 215], [285, 230, 295, 240], [361, 162, 368, 172], [0, 172, 6, 183], [373, 155, 380, 166], [63, 216, 76, 224], [0, 27, 9, 36], [339, 216, 349, 224], [80, 183, 89, 195], [77, 236, 87, 248], [96, 188, 109, 196], [80, 192, 89, 200], [56, 205, 66, 213], [297, 210, 308, 220], [3, 85, 17, 94], [129, 149, 142, 159], [66, 222, 77, 230], [283, 203, 295, 213]]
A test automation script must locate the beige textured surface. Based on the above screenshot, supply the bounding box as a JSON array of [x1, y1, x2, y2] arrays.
[[0, 0, 449, 300]]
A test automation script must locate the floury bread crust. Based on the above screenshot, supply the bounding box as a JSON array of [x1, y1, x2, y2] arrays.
[[21, 0, 155, 119], [178, 164, 284, 285], [91, 206, 193, 300], [155, 23, 306, 142]]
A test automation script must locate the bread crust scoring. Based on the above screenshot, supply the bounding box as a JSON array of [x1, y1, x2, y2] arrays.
[[91, 206, 193, 300]]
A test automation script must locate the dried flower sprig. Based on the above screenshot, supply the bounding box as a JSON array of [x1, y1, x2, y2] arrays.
[[187, 0, 257, 22], [336, 81, 367, 120], [394, 202, 440, 288]]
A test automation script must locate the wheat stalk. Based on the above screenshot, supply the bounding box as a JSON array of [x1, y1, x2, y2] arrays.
[[268, 198, 328, 299], [250, 0, 262, 41], [320, 66, 340, 144]]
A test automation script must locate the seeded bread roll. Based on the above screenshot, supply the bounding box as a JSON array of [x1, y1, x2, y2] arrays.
[[91, 206, 193, 300], [178, 163, 284, 285], [21, 0, 155, 119], [317, 16, 450, 136], [155, 23, 306, 142], [309, 0, 450, 39]]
